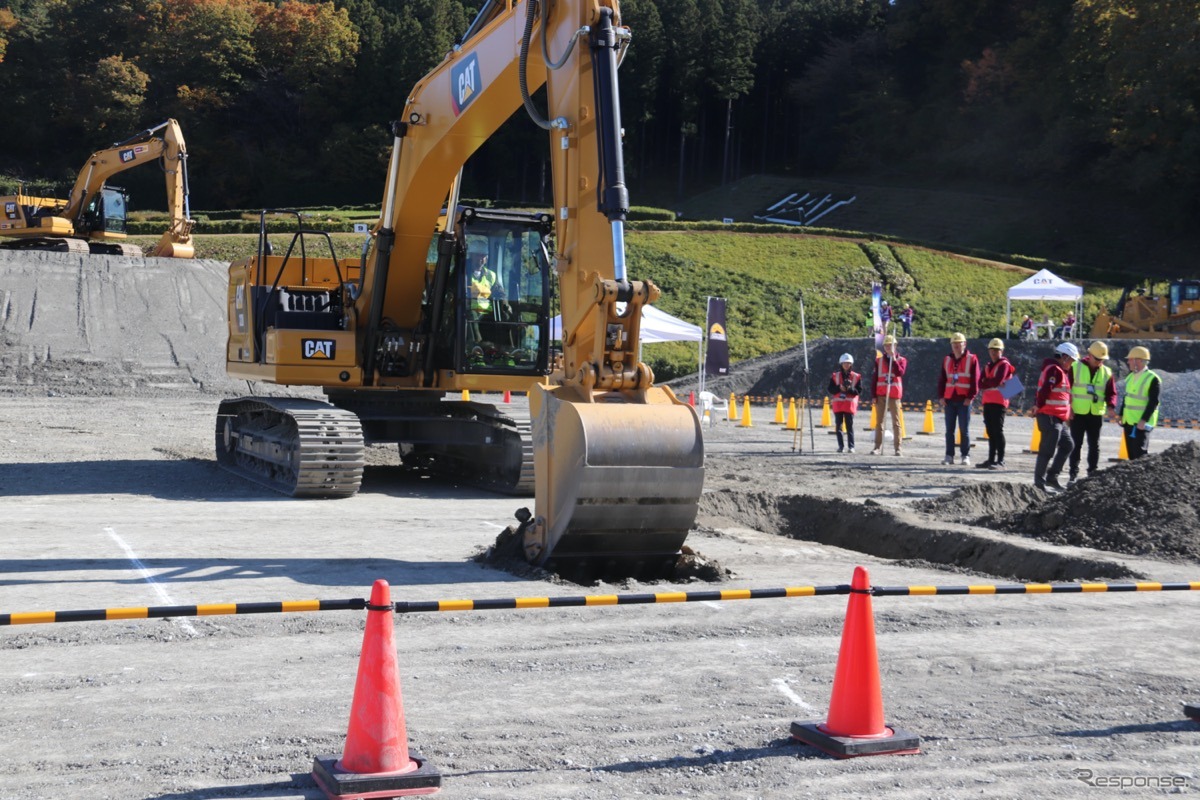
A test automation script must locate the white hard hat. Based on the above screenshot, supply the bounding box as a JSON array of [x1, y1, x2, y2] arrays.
[[839, 353, 854, 365], [1055, 341, 1080, 359]]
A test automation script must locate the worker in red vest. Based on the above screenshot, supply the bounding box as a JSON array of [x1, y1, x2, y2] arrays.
[[976, 338, 1015, 470], [870, 335, 906, 456], [828, 353, 862, 453], [936, 332, 981, 465], [1033, 341, 1079, 492]]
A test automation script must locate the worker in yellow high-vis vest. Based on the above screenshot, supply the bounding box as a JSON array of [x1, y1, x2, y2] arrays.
[[1068, 340, 1117, 481], [1118, 346, 1161, 460]]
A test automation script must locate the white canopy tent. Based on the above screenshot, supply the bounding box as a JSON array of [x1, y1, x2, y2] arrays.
[[549, 304, 703, 344], [1005, 269, 1083, 339]]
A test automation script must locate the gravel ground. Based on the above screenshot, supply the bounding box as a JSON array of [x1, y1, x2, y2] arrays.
[[2, 251, 1199, 799]]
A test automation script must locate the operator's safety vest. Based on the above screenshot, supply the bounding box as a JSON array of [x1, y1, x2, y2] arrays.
[[942, 352, 978, 399], [1036, 363, 1072, 420], [469, 268, 497, 312], [1071, 361, 1112, 416], [830, 370, 861, 415], [1121, 369, 1161, 427], [874, 356, 903, 399], [981, 358, 1014, 408]]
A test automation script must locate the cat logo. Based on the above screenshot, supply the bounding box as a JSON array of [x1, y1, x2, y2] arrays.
[[119, 149, 137, 163], [709, 322, 727, 341], [451, 52, 481, 116], [302, 339, 336, 359]]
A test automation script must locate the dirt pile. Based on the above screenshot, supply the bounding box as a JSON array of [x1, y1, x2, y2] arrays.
[[924, 442, 1200, 562]]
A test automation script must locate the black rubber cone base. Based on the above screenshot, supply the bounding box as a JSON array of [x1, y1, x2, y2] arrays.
[[790, 720, 920, 759], [1185, 704, 1200, 722], [312, 752, 441, 799]]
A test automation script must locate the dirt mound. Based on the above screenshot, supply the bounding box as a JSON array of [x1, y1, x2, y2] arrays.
[[993, 442, 1200, 562], [915, 481, 1046, 523], [474, 526, 732, 586]]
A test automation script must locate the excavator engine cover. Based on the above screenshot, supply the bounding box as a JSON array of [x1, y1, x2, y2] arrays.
[[526, 384, 704, 574]]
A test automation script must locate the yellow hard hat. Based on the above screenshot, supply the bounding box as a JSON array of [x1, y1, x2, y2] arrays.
[[1088, 341, 1109, 360], [883, 334, 897, 345], [950, 332, 967, 344], [987, 338, 1004, 350], [1127, 345, 1151, 360]]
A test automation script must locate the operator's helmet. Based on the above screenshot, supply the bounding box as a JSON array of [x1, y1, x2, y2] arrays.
[[839, 353, 854, 365], [1127, 345, 1151, 361], [987, 338, 1004, 350], [1055, 341, 1080, 360], [1088, 341, 1109, 360], [950, 332, 967, 344], [883, 335, 897, 345]]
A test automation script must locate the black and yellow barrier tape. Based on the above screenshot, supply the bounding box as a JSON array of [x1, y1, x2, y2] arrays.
[[2, 581, 1197, 627]]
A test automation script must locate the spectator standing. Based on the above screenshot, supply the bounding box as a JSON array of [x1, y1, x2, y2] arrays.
[[1068, 341, 1117, 481], [936, 332, 981, 465], [900, 303, 914, 337], [1118, 346, 1161, 459], [828, 353, 862, 453], [880, 300, 893, 332], [976, 338, 1014, 470], [1033, 341, 1079, 492], [870, 335, 906, 456]]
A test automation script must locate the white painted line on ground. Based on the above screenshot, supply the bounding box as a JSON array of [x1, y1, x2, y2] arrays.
[[701, 601, 724, 610], [104, 527, 198, 636], [480, 521, 506, 530], [773, 678, 817, 711]]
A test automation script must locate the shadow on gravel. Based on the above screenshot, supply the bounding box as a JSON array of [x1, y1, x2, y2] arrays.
[[0, 556, 525, 588], [0, 459, 507, 501], [144, 774, 324, 799], [598, 737, 823, 772], [1054, 720, 1197, 738]]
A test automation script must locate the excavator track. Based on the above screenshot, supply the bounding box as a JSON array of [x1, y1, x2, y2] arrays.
[[398, 403, 535, 496], [215, 397, 365, 497]]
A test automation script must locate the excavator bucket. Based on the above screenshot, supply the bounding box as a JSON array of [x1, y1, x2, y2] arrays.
[[525, 383, 705, 575]]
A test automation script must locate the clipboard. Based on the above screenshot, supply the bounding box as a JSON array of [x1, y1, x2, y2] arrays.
[[998, 375, 1024, 400]]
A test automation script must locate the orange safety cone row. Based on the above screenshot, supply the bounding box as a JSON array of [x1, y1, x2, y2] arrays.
[[740, 397, 754, 428], [503, 389, 511, 404], [461, 389, 470, 402], [728, 393, 739, 422], [772, 395, 785, 424], [688, 391, 696, 407], [917, 400, 935, 435], [313, 580, 441, 798], [819, 397, 832, 428], [790, 567, 920, 758]]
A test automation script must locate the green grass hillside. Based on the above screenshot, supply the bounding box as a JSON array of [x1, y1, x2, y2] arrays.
[[134, 228, 1120, 382]]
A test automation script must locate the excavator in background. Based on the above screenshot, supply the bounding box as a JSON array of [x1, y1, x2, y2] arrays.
[[0, 119, 194, 258], [1090, 279, 1200, 338], [216, 0, 704, 576]]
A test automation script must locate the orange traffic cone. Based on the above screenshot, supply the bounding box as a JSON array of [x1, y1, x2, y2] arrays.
[[312, 580, 441, 798], [1109, 429, 1129, 462], [790, 567, 920, 758], [503, 389, 512, 404], [1024, 416, 1042, 454]]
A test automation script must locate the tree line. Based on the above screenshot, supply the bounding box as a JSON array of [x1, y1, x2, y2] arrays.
[[1, 0, 1196, 220]]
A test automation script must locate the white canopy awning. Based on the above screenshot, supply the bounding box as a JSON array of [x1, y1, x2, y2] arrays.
[[1006, 269, 1083, 339], [550, 304, 703, 344]]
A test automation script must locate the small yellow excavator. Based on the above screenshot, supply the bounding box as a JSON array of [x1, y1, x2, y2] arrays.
[[0, 119, 194, 258], [1090, 280, 1200, 338], [217, 0, 704, 575]]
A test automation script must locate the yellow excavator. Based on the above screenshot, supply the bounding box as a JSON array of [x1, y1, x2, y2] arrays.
[[0, 119, 194, 258], [1090, 279, 1200, 338], [217, 0, 704, 575]]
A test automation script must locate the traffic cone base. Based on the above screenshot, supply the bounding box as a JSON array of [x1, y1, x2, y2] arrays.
[[1185, 703, 1200, 722], [313, 752, 441, 799], [790, 721, 920, 759]]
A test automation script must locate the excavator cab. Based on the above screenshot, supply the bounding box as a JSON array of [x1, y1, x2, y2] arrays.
[[438, 208, 554, 376], [82, 186, 130, 237]]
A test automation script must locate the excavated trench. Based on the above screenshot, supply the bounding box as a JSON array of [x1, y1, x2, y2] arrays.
[[698, 489, 1140, 582]]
